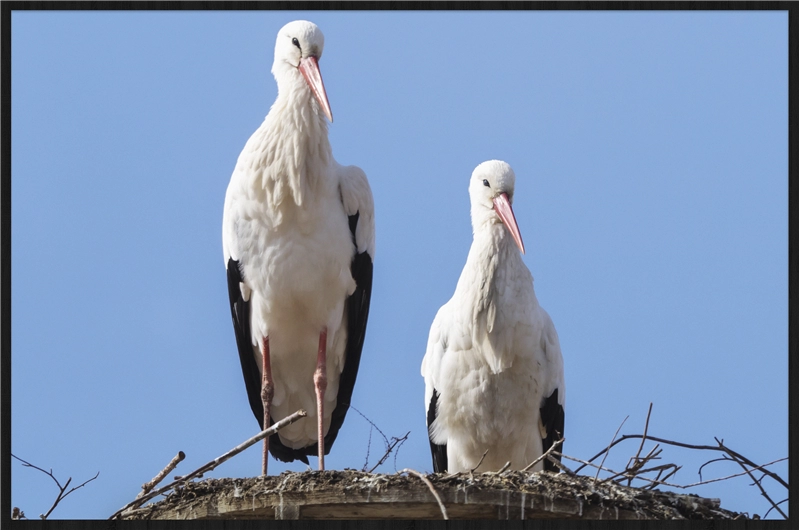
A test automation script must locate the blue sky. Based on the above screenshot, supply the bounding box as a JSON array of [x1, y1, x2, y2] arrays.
[[11, 9, 787, 519]]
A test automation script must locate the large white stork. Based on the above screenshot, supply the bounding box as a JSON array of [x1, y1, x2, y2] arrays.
[[421, 160, 565, 474], [222, 20, 375, 474]]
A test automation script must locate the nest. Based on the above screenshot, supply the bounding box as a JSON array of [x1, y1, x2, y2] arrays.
[[119, 469, 745, 520]]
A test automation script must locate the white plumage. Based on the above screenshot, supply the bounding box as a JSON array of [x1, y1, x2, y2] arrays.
[[222, 20, 374, 474], [421, 160, 565, 473]]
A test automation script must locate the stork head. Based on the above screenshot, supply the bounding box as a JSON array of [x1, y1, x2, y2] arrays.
[[469, 160, 525, 254], [272, 20, 333, 122]]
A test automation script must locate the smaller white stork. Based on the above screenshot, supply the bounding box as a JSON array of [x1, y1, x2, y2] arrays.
[[421, 160, 565, 474], [223, 20, 375, 475]]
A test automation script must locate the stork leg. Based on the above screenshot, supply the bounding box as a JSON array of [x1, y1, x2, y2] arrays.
[[314, 328, 328, 471], [261, 336, 274, 476]]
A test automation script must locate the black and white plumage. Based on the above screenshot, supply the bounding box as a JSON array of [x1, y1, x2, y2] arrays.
[[421, 160, 565, 474], [222, 20, 374, 473]]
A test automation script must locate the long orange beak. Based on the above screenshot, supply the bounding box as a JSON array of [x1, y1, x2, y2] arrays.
[[493, 192, 525, 254], [299, 56, 333, 122]]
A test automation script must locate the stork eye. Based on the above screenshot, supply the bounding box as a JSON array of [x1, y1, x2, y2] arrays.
[[292, 37, 301, 49], [482, 179, 490, 187]]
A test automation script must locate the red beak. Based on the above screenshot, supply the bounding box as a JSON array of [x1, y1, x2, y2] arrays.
[[299, 56, 333, 122], [493, 192, 525, 254]]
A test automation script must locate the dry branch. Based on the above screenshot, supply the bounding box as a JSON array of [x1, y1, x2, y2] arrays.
[[546, 454, 577, 476], [138, 451, 185, 498], [367, 431, 410, 473], [763, 498, 788, 519], [630, 403, 654, 481], [715, 436, 787, 519], [595, 415, 628, 482], [577, 433, 788, 491], [556, 451, 786, 496], [470, 449, 490, 476], [397, 468, 449, 520], [522, 437, 564, 472], [110, 409, 307, 519], [11, 454, 99, 519]]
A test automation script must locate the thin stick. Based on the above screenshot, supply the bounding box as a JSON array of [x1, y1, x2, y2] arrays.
[[496, 461, 511, 474], [350, 406, 391, 472], [698, 456, 736, 481], [594, 416, 628, 482], [367, 431, 410, 473], [558, 451, 786, 490], [763, 498, 788, 519], [633, 403, 653, 466], [608, 462, 677, 486], [470, 449, 489, 475], [522, 437, 565, 472], [625, 403, 653, 486], [714, 437, 787, 519], [658, 465, 681, 484], [620, 445, 662, 484], [576, 433, 788, 489], [398, 468, 448, 520], [110, 409, 307, 520], [11, 454, 99, 519], [138, 452, 185, 498], [545, 454, 576, 476]]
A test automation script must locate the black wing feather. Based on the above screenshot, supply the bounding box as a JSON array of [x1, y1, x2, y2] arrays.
[[265, 211, 373, 463], [226, 258, 266, 429], [324, 212, 373, 448], [427, 389, 448, 473], [539, 388, 565, 472]]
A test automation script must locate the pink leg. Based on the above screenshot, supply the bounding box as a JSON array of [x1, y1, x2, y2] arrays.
[[261, 336, 274, 476], [314, 328, 328, 471]]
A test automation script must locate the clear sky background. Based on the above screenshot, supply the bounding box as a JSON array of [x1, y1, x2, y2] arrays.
[[11, 9, 787, 520]]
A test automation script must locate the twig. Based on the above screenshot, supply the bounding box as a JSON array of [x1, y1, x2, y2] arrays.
[[367, 431, 410, 473], [546, 454, 576, 476], [138, 451, 185, 498], [470, 449, 489, 476], [627, 444, 661, 469], [643, 464, 681, 490], [523, 437, 565, 472], [577, 433, 788, 490], [617, 445, 662, 486], [658, 465, 680, 484], [362, 422, 373, 471], [398, 468, 448, 520], [11, 454, 99, 519], [613, 462, 675, 486], [593, 416, 628, 481], [559, 451, 786, 491], [763, 498, 788, 519], [698, 456, 732, 481], [496, 461, 511, 474], [392, 433, 409, 473], [109, 409, 307, 519], [623, 403, 654, 487], [350, 406, 391, 472], [632, 404, 653, 467], [714, 437, 787, 519]]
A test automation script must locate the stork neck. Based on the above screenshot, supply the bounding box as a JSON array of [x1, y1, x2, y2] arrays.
[[255, 76, 333, 210], [460, 223, 520, 301], [471, 219, 518, 260]]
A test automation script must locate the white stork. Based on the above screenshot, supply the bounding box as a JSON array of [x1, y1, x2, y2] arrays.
[[222, 20, 375, 474], [421, 160, 565, 474]]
